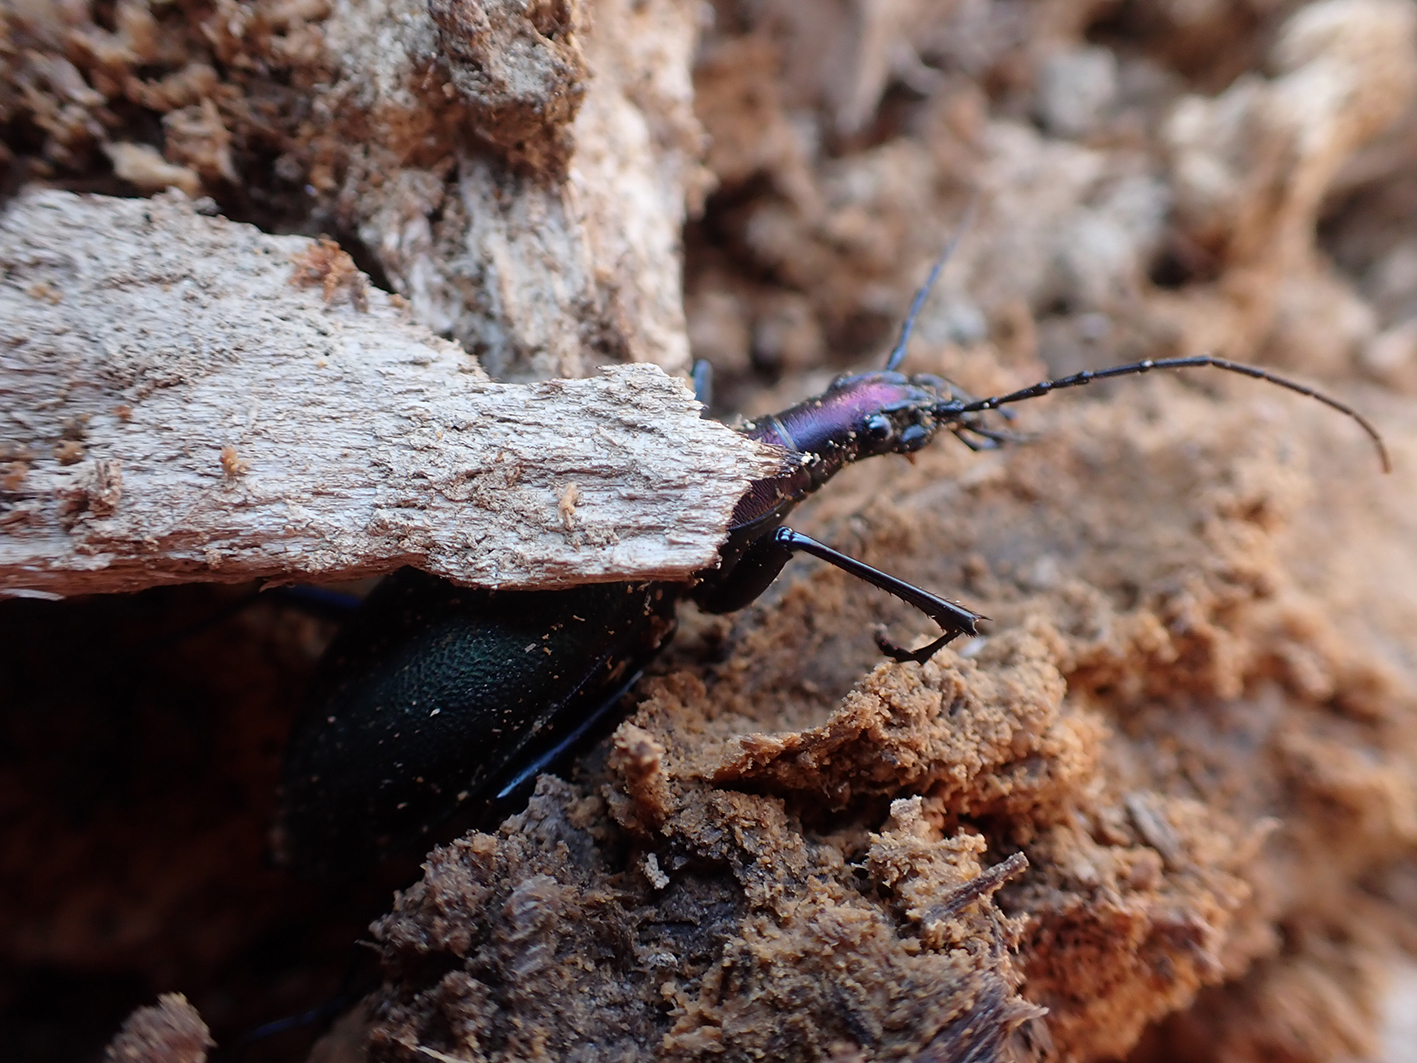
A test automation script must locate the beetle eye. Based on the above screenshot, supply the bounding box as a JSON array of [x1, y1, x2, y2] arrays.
[[866, 414, 893, 440], [850, 411, 884, 439]]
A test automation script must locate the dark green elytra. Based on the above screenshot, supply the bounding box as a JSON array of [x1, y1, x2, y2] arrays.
[[275, 570, 677, 877]]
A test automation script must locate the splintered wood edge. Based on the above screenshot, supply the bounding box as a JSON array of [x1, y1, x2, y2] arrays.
[[0, 189, 786, 598]]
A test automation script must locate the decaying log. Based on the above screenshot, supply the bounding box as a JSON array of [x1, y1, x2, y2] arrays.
[[0, 189, 785, 599], [315, 0, 709, 380]]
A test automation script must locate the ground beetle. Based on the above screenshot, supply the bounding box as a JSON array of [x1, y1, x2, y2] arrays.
[[274, 251, 1389, 879]]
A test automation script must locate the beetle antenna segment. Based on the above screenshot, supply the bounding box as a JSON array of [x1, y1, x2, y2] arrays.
[[952, 355, 1391, 473], [884, 194, 979, 372]]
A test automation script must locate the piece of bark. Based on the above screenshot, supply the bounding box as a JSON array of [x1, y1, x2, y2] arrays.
[[104, 994, 214, 1063], [0, 189, 785, 599]]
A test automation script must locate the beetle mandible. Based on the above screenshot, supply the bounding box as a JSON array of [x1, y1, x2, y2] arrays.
[[274, 252, 1389, 879]]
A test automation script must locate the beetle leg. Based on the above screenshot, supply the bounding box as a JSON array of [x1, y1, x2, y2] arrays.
[[691, 358, 714, 410], [874, 628, 959, 664], [767, 527, 985, 662], [693, 530, 796, 614], [491, 667, 647, 804]]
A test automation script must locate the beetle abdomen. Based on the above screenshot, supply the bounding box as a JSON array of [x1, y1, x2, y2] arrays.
[[275, 570, 677, 877]]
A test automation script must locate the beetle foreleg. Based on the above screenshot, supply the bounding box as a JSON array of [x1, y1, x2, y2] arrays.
[[693, 530, 795, 615], [765, 527, 984, 662], [691, 358, 714, 409]]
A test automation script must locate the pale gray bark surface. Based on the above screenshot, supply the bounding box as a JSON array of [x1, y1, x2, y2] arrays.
[[317, 0, 709, 380], [0, 189, 784, 598]]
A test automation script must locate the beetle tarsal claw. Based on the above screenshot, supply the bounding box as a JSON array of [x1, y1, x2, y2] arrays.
[[874, 626, 964, 665]]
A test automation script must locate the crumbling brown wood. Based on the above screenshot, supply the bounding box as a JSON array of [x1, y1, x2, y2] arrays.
[[0, 189, 785, 598]]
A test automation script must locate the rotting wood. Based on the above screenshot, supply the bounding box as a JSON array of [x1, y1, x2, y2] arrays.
[[0, 189, 786, 599], [316, 0, 710, 381]]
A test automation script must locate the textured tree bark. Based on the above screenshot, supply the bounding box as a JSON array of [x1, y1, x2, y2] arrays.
[[0, 190, 785, 598], [314, 0, 709, 381]]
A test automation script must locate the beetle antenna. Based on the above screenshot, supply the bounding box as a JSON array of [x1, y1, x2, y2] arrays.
[[951, 355, 1391, 473], [884, 194, 979, 372]]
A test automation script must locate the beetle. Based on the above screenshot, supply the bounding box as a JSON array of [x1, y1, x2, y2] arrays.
[[273, 258, 1389, 879]]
